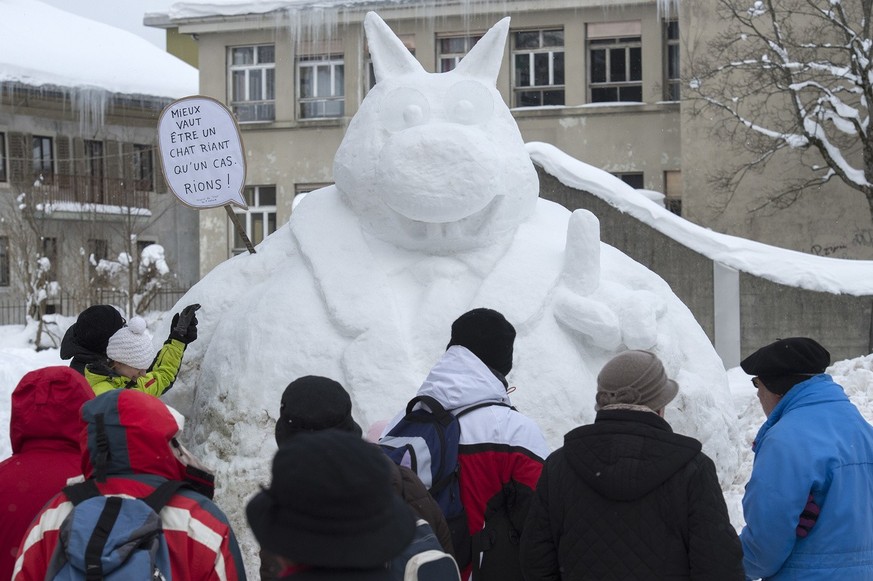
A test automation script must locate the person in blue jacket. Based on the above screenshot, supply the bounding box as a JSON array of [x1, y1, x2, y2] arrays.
[[740, 337, 873, 580]]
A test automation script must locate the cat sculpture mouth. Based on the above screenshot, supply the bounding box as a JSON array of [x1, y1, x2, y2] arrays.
[[383, 194, 505, 249]]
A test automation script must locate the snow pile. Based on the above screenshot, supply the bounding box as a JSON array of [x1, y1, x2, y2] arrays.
[[0, 0, 197, 99]]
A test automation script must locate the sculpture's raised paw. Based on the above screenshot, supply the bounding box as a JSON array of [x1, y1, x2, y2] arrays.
[[556, 207, 667, 352], [553, 286, 622, 350]]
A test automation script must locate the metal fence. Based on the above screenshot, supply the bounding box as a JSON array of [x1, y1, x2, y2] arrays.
[[0, 287, 190, 326]]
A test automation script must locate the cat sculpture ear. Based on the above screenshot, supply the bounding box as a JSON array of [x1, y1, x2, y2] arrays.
[[364, 11, 424, 83], [453, 16, 510, 84]]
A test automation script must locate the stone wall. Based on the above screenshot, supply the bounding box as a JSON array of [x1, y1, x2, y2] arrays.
[[537, 167, 873, 363]]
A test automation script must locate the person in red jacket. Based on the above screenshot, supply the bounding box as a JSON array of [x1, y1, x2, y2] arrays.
[[382, 308, 550, 577], [0, 367, 95, 580], [12, 388, 246, 581]]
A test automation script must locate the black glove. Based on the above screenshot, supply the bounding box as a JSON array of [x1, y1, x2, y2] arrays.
[[169, 304, 200, 344]]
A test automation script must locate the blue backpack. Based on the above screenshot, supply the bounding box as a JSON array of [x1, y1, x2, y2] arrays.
[[388, 519, 460, 581], [52, 479, 185, 581], [379, 395, 509, 568]]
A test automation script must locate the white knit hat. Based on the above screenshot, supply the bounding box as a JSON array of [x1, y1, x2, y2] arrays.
[[106, 317, 154, 370]]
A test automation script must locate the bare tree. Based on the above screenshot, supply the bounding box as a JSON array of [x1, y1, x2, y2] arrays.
[[91, 241, 172, 317], [2, 184, 62, 349], [686, 0, 873, 221]]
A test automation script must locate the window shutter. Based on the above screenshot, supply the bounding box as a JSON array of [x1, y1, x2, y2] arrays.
[[122, 142, 134, 181], [154, 144, 168, 194], [105, 140, 120, 179], [73, 138, 86, 176], [8, 132, 29, 186], [56, 135, 71, 176]]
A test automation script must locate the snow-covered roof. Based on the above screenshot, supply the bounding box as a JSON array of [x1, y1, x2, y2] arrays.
[[527, 141, 873, 297], [0, 0, 197, 100], [159, 0, 665, 21]]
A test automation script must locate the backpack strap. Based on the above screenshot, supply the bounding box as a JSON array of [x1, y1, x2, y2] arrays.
[[63, 479, 103, 506], [426, 401, 514, 496], [143, 479, 188, 514], [84, 496, 124, 581], [63, 479, 187, 512], [93, 413, 110, 482], [407, 395, 455, 427]]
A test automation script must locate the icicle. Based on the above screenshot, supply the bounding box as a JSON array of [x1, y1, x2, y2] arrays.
[[657, 0, 681, 18], [69, 87, 109, 135]]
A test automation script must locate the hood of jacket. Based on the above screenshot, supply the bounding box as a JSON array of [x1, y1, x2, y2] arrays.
[[10, 366, 95, 454], [415, 345, 512, 411], [563, 409, 701, 501], [60, 330, 101, 366], [80, 388, 187, 481]]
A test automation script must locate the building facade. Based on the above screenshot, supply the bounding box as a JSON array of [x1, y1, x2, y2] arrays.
[[0, 87, 200, 308], [150, 0, 685, 275], [0, 1, 201, 318], [151, 0, 873, 277]]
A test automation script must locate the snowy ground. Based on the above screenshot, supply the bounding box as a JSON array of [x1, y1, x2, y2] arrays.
[[1, 318, 871, 569]]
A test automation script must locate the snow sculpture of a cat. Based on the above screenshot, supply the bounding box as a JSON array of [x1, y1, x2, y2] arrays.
[[161, 13, 740, 567]]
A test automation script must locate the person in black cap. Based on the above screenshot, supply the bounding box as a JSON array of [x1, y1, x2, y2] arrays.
[[247, 430, 419, 580], [739, 337, 873, 580], [259, 375, 454, 581], [60, 305, 125, 375], [381, 307, 549, 578]]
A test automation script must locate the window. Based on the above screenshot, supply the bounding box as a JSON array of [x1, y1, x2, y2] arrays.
[[513, 29, 565, 107], [88, 238, 108, 263], [230, 45, 276, 122], [42, 237, 58, 280], [0, 237, 9, 286], [232, 185, 277, 254], [616, 172, 644, 189], [85, 140, 104, 203], [0, 133, 6, 182], [298, 55, 345, 119], [664, 170, 683, 215], [32, 135, 54, 184], [664, 20, 680, 101], [588, 22, 643, 103], [132, 144, 154, 191], [437, 35, 483, 72]]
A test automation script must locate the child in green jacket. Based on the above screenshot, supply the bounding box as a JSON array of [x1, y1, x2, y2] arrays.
[[85, 305, 199, 397]]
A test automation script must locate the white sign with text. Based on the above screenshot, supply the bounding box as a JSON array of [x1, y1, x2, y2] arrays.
[[158, 96, 247, 209]]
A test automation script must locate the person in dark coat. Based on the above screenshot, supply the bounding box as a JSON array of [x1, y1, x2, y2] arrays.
[[259, 375, 454, 581], [0, 367, 94, 580], [247, 430, 418, 580], [60, 305, 125, 374], [519, 350, 744, 580]]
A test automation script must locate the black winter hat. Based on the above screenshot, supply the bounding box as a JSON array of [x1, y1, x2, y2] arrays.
[[741, 337, 831, 395], [63, 305, 125, 356], [446, 307, 516, 376], [275, 375, 362, 445], [247, 430, 415, 569]]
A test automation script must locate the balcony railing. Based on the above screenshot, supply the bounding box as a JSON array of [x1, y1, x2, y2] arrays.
[[31, 173, 151, 210]]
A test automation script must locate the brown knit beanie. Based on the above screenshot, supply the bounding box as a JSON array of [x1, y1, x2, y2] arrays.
[[595, 350, 679, 412]]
